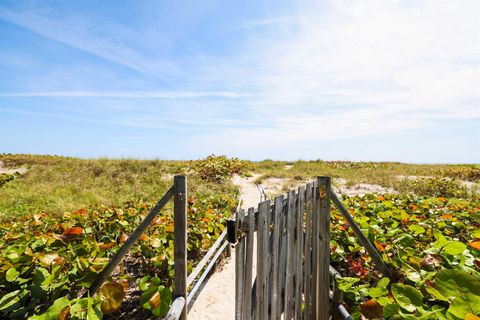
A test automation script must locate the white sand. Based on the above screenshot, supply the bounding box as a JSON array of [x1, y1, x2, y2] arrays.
[[188, 174, 262, 319], [0, 161, 28, 175]]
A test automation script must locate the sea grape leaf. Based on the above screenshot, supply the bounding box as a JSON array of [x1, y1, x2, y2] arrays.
[[383, 303, 400, 318], [392, 283, 423, 312], [443, 241, 467, 255], [0, 290, 20, 311], [28, 296, 71, 320], [98, 281, 125, 314], [336, 277, 361, 292], [434, 270, 480, 318], [359, 300, 383, 319], [370, 277, 390, 298], [433, 230, 449, 249], [5, 267, 19, 282]]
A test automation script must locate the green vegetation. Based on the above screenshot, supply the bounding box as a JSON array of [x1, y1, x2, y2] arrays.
[[331, 194, 480, 319], [0, 154, 248, 319], [253, 160, 480, 195], [0, 155, 479, 319], [195, 154, 252, 182]]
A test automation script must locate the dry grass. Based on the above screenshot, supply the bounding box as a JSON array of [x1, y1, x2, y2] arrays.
[[0, 154, 237, 217]]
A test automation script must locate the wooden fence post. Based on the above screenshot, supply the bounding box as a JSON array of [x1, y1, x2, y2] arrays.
[[174, 175, 187, 320], [316, 176, 331, 320]]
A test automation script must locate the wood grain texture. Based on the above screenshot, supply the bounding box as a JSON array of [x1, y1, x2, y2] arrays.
[[284, 190, 296, 319], [244, 207, 255, 320], [295, 186, 305, 319], [174, 175, 188, 320], [235, 209, 246, 320], [304, 183, 313, 319], [317, 176, 331, 320]]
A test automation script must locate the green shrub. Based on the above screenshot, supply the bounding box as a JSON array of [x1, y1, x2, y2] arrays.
[[395, 177, 470, 198], [0, 173, 16, 187], [194, 155, 252, 182], [441, 167, 480, 182]]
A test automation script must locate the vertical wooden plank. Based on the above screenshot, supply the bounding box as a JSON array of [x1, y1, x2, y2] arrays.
[[284, 190, 296, 319], [174, 175, 187, 320], [316, 177, 331, 320], [311, 181, 319, 320], [304, 183, 313, 319], [235, 209, 246, 320], [277, 199, 287, 317], [244, 207, 255, 320], [270, 195, 283, 320], [295, 186, 305, 319], [266, 202, 273, 318], [261, 201, 270, 320], [257, 201, 269, 320]]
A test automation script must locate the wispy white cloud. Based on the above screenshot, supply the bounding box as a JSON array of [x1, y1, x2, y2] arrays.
[[0, 5, 178, 77], [181, 0, 480, 159], [0, 90, 245, 99]]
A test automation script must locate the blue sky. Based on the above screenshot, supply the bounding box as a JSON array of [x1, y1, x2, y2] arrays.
[[0, 0, 479, 163]]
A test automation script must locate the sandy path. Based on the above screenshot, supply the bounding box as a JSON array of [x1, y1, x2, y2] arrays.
[[188, 174, 262, 319]]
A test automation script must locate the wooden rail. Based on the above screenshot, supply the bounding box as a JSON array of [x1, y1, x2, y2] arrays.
[[331, 193, 392, 280], [86, 176, 190, 320], [88, 185, 174, 296]]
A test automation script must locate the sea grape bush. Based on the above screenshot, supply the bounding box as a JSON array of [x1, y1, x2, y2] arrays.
[[395, 177, 471, 198], [0, 192, 236, 319], [330, 194, 480, 319], [441, 167, 480, 182], [195, 155, 252, 182]]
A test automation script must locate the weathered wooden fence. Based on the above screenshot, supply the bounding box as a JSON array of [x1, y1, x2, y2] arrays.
[[90, 174, 388, 320], [228, 177, 332, 319], [228, 176, 390, 320]]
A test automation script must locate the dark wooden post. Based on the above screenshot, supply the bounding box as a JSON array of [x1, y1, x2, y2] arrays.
[[174, 175, 187, 320], [316, 176, 331, 320]]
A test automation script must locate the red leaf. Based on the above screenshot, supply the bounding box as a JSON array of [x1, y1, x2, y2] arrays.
[[119, 233, 128, 243], [468, 241, 480, 251], [74, 208, 87, 215], [374, 240, 385, 252], [100, 242, 116, 250], [62, 227, 83, 235], [359, 300, 383, 319]]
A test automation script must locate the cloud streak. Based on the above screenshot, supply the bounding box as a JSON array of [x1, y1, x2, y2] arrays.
[[0, 90, 245, 99]]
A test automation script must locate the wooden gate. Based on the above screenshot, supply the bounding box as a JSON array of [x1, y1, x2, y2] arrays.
[[228, 177, 332, 320]]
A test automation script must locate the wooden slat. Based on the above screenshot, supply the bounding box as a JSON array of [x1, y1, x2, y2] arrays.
[[277, 199, 287, 317], [163, 297, 186, 320], [243, 207, 255, 320], [186, 240, 229, 309], [174, 175, 188, 320], [187, 230, 227, 287], [256, 201, 269, 320], [295, 186, 305, 319], [317, 177, 331, 320], [270, 195, 283, 320], [235, 209, 246, 320], [284, 190, 296, 319], [266, 200, 273, 318], [261, 201, 270, 320], [311, 181, 319, 320], [304, 183, 313, 319]]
